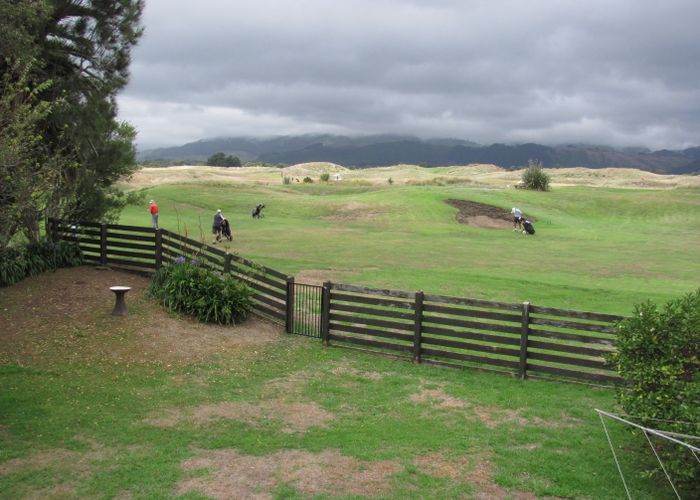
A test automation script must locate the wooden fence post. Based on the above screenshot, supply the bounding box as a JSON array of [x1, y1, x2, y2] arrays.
[[285, 276, 295, 334], [224, 253, 232, 274], [321, 281, 331, 346], [518, 301, 530, 379], [154, 229, 163, 270], [413, 291, 424, 363], [100, 224, 107, 266]]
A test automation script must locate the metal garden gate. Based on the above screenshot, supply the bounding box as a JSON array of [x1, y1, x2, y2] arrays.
[[287, 281, 323, 337]]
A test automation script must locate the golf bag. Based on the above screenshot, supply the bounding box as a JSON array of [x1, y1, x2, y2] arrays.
[[251, 203, 265, 218], [220, 219, 233, 241], [522, 220, 535, 235]]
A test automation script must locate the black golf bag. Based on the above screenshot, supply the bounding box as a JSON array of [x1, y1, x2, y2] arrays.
[[523, 220, 535, 235], [220, 219, 233, 241], [251, 204, 265, 218]]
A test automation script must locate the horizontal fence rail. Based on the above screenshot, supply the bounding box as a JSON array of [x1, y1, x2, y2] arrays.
[[322, 282, 625, 384], [48, 218, 289, 324], [50, 219, 157, 270], [48, 218, 627, 385]]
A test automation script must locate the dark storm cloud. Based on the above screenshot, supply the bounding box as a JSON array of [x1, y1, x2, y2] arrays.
[[118, 0, 700, 150]]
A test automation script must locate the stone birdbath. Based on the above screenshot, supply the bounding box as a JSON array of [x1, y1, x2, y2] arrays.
[[109, 286, 132, 316]]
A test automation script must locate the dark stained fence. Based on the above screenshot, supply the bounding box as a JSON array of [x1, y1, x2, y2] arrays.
[[48, 219, 288, 325], [325, 283, 417, 355], [421, 293, 523, 374], [49, 219, 157, 270], [525, 305, 620, 384], [323, 283, 624, 384], [48, 218, 626, 385]]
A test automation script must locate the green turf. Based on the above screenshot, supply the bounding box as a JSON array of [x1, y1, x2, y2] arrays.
[[120, 182, 700, 314], [0, 340, 673, 499]]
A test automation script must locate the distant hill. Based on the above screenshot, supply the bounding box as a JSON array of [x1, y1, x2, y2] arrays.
[[137, 135, 700, 174]]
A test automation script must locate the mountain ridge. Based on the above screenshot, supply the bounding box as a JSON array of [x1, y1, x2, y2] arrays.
[[137, 135, 700, 174]]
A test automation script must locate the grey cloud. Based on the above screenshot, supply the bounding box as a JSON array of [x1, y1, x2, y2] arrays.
[[119, 0, 700, 150]]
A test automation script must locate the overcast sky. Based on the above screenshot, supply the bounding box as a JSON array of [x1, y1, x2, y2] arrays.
[[117, 0, 700, 151]]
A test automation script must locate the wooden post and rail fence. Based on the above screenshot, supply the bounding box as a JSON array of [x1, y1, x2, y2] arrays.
[[48, 218, 625, 385]]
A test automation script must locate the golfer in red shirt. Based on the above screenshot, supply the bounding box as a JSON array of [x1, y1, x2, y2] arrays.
[[149, 200, 159, 229]]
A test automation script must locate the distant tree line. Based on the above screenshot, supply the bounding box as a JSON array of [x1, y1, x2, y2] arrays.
[[207, 152, 242, 167]]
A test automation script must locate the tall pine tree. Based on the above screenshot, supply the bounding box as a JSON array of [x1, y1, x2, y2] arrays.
[[39, 0, 145, 222], [0, 0, 144, 245]]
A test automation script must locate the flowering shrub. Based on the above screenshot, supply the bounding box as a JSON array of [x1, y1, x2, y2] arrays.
[[147, 260, 252, 325]]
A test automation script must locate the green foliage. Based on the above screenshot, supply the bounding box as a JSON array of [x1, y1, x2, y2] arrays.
[[610, 289, 700, 495], [0, 239, 83, 286], [303, 176, 313, 183], [0, 0, 48, 61], [283, 176, 291, 185], [388, 177, 394, 185], [147, 261, 252, 325], [0, 0, 144, 243], [521, 160, 550, 191], [320, 173, 330, 182], [0, 58, 74, 247], [207, 152, 242, 167]]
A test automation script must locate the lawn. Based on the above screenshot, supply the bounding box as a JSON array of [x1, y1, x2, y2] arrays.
[[118, 178, 700, 315], [0, 268, 671, 499], [2, 167, 696, 498]]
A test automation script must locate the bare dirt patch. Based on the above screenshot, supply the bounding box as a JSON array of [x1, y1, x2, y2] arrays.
[[473, 407, 582, 429], [261, 370, 315, 398], [409, 388, 580, 429], [330, 361, 385, 381], [409, 387, 469, 409], [0, 441, 109, 499], [321, 202, 385, 223], [412, 450, 561, 499], [446, 199, 536, 229], [143, 399, 335, 434], [0, 266, 285, 367], [177, 448, 400, 499], [293, 268, 364, 285]]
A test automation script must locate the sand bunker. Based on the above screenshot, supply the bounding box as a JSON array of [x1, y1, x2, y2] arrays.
[[446, 199, 535, 229]]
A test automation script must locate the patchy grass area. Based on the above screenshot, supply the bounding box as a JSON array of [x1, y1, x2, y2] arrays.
[[0, 268, 674, 498]]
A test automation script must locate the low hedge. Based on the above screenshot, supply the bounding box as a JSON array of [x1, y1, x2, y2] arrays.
[[0, 239, 83, 287]]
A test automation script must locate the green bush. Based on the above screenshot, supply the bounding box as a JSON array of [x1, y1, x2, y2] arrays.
[[147, 260, 252, 325], [610, 289, 700, 495], [320, 173, 330, 182], [521, 159, 550, 191], [0, 239, 83, 287], [303, 176, 313, 183]]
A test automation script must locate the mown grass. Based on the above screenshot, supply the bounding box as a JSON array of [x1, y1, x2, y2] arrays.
[[0, 335, 673, 499], [120, 182, 700, 314]]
